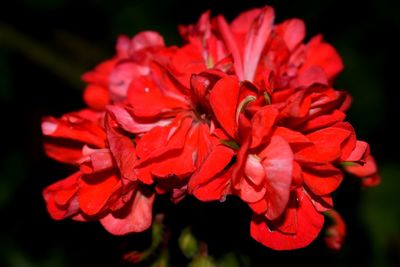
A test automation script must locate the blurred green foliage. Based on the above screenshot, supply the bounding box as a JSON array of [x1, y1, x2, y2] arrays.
[[361, 164, 400, 267], [0, 0, 399, 266]]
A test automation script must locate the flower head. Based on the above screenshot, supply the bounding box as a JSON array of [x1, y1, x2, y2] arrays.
[[42, 5, 379, 251]]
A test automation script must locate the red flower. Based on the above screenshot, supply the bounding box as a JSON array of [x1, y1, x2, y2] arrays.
[[42, 5, 379, 252]]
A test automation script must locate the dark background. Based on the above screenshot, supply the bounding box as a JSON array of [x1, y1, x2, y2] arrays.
[[1, 0, 399, 266]]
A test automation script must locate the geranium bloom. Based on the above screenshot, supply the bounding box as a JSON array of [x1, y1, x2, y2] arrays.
[[178, 7, 374, 250], [42, 5, 379, 252]]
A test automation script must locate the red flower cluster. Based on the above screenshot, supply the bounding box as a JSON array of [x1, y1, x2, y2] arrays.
[[42, 6, 379, 250]]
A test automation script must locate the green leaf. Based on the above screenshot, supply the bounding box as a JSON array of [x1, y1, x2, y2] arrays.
[[217, 253, 242, 267], [189, 256, 216, 267], [178, 227, 199, 259], [219, 139, 239, 150]]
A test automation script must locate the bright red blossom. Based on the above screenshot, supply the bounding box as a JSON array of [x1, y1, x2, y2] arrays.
[[42, 5, 379, 251]]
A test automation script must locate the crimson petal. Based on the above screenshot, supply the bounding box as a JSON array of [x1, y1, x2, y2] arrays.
[[210, 76, 239, 138]]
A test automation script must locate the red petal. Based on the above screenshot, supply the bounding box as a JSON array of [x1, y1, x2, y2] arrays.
[[78, 174, 121, 216], [130, 31, 165, 52], [281, 90, 311, 118], [303, 163, 343, 195], [244, 155, 265, 187], [312, 194, 333, 212], [362, 173, 381, 187], [151, 123, 214, 178], [43, 172, 80, 220], [83, 85, 110, 111], [100, 187, 155, 235], [171, 44, 206, 88], [300, 110, 346, 132], [43, 141, 83, 164], [250, 106, 278, 148], [210, 76, 239, 138], [109, 62, 148, 101], [275, 18, 305, 51], [296, 66, 328, 88], [242, 6, 275, 81], [273, 127, 311, 149], [345, 156, 377, 177], [189, 145, 234, 190], [127, 75, 187, 118], [79, 147, 114, 174], [333, 122, 356, 161], [259, 136, 293, 220], [136, 115, 192, 162], [345, 140, 369, 163], [231, 8, 262, 34], [150, 143, 196, 178], [250, 190, 324, 250], [302, 35, 344, 81], [324, 210, 346, 251], [42, 113, 106, 148], [82, 59, 115, 87], [238, 175, 266, 203], [216, 16, 244, 80], [105, 116, 139, 182], [248, 198, 268, 214], [297, 126, 351, 162], [192, 168, 233, 202], [107, 105, 172, 134]]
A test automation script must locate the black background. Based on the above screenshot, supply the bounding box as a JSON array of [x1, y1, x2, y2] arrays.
[[1, 0, 399, 266]]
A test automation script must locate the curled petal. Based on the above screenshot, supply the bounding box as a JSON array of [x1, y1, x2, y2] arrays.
[[344, 155, 380, 187], [107, 105, 172, 134], [250, 190, 324, 250], [238, 175, 267, 203], [101, 187, 155, 235], [43, 172, 81, 220], [244, 155, 265, 187], [344, 140, 370, 164]]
